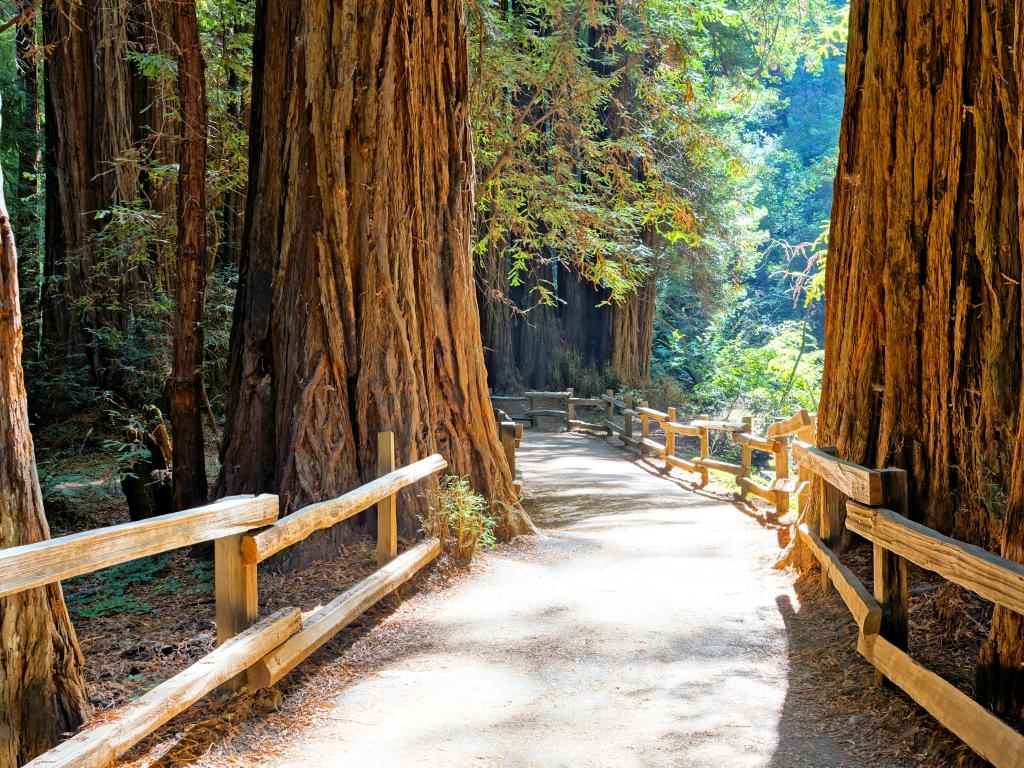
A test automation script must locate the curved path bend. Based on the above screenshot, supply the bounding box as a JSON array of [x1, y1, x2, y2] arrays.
[[244, 431, 858, 767]]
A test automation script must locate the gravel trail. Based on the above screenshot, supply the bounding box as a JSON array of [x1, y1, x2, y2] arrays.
[[260, 431, 856, 767]]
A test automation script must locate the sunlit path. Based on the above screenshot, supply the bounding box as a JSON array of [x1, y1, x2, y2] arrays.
[[262, 432, 848, 767]]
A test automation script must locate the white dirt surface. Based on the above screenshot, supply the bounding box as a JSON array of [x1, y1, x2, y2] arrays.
[[232, 432, 867, 767]]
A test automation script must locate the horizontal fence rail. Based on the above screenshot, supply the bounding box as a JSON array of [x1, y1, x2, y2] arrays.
[[0, 494, 279, 599], [12, 431, 447, 768]]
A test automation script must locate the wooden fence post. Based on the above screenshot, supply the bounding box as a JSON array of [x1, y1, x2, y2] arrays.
[[665, 407, 677, 472], [215, 533, 259, 691], [875, 468, 909, 684], [624, 395, 634, 445], [773, 435, 790, 517], [814, 445, 840, 592], [639, 400, 650, 455], [377, 431, 398, 565], [566, 388, 574, 431], [698, 413, 710, 486], [499, 422, 517, 479], [605, 388, 614, 426], [739, 415, 753, 497]]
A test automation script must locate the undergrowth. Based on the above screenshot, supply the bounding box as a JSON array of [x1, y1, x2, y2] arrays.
[[422, 475, 497, 565]]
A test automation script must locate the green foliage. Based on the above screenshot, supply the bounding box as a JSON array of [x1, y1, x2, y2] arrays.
[[422, 475, 498, 565], [65, 555, 170, 619]]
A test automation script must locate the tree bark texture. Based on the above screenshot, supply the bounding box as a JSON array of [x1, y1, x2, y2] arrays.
[[15, 1, 42, 355], [42, 0, 142, 385], [41, 0, 176, 395], [0, 150, 88, 768], [476, 221, 519, 394], [819, 0, 1021, 548], [170, 0, 210, 511], [818, 0, 1024, 717], [976, 0, 1024, 721], [606, 243, 658, 387], [219, 0, 532, 550]]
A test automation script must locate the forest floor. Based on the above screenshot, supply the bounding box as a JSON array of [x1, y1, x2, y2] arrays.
[[80, 430, 987, 767]]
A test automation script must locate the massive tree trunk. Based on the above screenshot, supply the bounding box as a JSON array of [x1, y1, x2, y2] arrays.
[[558, 266, 607, 374], [510, 263, 562, 390], [219, 0, 532, 553], [820, 0, 1024, 718], [977, 0, 1024, 721], [476, 220, 519, 393], [42, 0, 144, 388], [170, 0, 210, 511], [0, 144, 88, 768], [819, 0, 1021, 548]]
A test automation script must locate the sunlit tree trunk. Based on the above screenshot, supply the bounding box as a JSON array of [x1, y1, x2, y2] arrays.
[[606, 241, 658, 387], [219, 0, 532, 556], [819, 0, 1020, 546], [0, 148, 88, 768], [817, 0, 1024, 717]]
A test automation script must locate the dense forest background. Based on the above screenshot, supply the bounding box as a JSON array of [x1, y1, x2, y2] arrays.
[[0, 0, 848, 504]]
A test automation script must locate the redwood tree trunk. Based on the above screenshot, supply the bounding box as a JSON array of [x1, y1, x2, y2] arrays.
[[41, 1, 167, 397], [819, 0, 1021, 548], [14, 0, 41, 353], [607, 243, 658, 387], [476, 220, 519, 393], [219, 0, 532, 550], [977, 0, 1024, 720], [0, 153, 88, 768], [170, 0, 210, 510], [819, 0, 1024, 716]]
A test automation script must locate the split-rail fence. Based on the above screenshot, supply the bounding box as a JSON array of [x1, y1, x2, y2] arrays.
[[3, 432, 445, 768]]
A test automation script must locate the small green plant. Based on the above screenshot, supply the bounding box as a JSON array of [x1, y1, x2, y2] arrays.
[[422, 476, 497, 565], [65, 554, 170, 619]]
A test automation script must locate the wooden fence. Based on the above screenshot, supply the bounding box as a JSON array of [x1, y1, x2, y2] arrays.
[[793, 438, 1024, 768], [4, 432, 446, 768], [491, 389, 607, 432], [600, 390, 809, 517], [492, 387, 1024, 766]]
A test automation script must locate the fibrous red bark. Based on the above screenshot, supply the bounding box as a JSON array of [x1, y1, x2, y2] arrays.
[[170, 0, 210, 511], [219, 0, 532, 554], [0, 149, 88, 768]]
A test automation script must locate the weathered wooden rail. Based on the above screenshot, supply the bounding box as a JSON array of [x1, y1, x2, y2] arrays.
[[600, 390, 803, 517], [493, 388, 1024, 767], [3, 432, 446, 768]]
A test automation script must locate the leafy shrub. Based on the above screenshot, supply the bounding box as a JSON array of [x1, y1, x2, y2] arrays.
[[422, 476, 497, 565]]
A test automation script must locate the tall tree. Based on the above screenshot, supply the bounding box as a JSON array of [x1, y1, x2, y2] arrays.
[[818, 0, 1021, 547], [977, 0, 1024, 721], [170, 0, 210, 510], [0, 112, 88, 768], [817, 0, 1024, 717], [42, 0, 144, 388], [218, 0, 533, 551]]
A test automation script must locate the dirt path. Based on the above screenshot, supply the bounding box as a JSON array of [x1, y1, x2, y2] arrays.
[[216, 432, 872, 767]]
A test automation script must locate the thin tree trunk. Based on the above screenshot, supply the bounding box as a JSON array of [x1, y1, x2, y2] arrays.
[[170, 0, 210, 511], [0, 124, 88, 768], [219, 0, 532, 558], [14, 0, 41, 355]]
